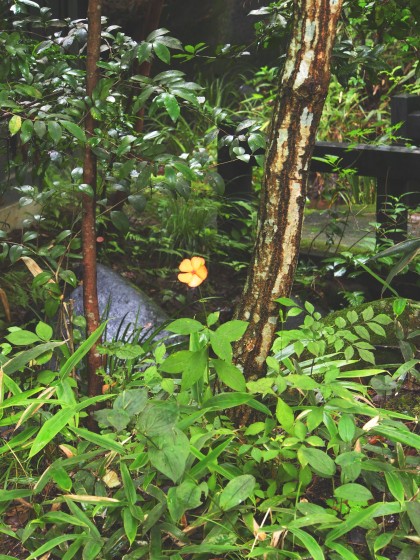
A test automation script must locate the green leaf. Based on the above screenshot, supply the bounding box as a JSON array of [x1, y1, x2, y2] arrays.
[[392, 298, 407, 317], [166, 318, 203, 335], [110, 211, 130, 235], [326, 501, 403, 543], [9, 115, 22, 135], [299, 447, 336, 477], [148, 428, 189, 482], [219, 475, 255, 511], [384, 471, 405, 502], [160, 350, 192, 373], [153, 42, 171, 64], [215, 320, 248, 342], [212, 359, 246, 392], [334, 483, 373, 503], [20, 119, 33, 143], [372, 314, 393, 325], [406, 501, 420, 536], [51, 466, 72, 492], [181, 348, 207, 391], [137, 402, 178, 437], [47, 121, 62, 143], [276, 398, 294, 432], [161, 92, 180, 122], [289, 527, 325, 560], [26, 536, 78, 560], [123, 508, 139, 545], [327, 542, 359, 560], [68, 426, 125, 453], [120, 463, 138, 510], [127, 194, 147, 213], [167, 480, 203, 522], [210, 331, 233, 361], [202, 392, 253, 410], [34, 120, 46, 138], [59, 323, 107, 380], [338, 415, 355, 443], [367, 322, 386, 337], [0, 489, 32, 502], [354, 325, 370, 340], [6, 329, 40, 346], [59, 120, 87, 143], [114, 389, 148, 416], [35, 321, 53, 341]]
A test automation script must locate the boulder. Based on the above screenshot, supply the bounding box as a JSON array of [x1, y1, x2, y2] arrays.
[[70, 264, 170, 343]]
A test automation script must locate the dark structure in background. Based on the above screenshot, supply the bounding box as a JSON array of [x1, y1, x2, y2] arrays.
[[217, 94, 420, 243]]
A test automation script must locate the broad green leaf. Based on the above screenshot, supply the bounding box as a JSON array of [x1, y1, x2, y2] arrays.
[[137, 401, 178, 437], [299, 447, 336, 477], [167, 480, 203, 522], [166, 318, 203, 335], [35, 321, 53, 341], [51, 466, 72, 492], [215, 320, 248, 342], [276, 398, 294, 432], [161, 92, 180, 122], [60, 120, 87, 143], [114, 389, 148, 416], [148, 428, 189, 482], [219, 475, 255, 511], [9, 115, 22, 135], [153, 41, 171, 64], [338, 415, 355, 443], [334, 483, 373, 503], [160, 350, 192, 373], [110, 211, 130, 235], [127, 194, 147, 213], [181, 348, 207, 391], [6, 329, 40, 346], [47, 121, 62, 143], [94, 408, 131, 431], [210, 331, 232, 361], [213, 359, 246, 392], [384, 471, 405, 502]]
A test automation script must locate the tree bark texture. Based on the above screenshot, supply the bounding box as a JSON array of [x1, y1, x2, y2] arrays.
[[234, 0, 344, 382], [83, 0, 103, 402]]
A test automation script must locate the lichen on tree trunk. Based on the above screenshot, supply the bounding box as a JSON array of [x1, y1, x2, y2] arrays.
[[234, 0, 344, 389]]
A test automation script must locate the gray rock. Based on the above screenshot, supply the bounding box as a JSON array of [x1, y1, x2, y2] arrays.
[[70, 264, 170, 342]]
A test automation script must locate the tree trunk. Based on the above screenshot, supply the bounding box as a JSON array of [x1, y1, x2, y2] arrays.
[[82, 0, 103, 407], [234, 0, 344, 384]]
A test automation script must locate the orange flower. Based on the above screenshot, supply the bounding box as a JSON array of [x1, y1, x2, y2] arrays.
[[178, 256, 208, 288]]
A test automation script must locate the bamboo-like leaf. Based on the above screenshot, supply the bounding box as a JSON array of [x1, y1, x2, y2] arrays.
[[59, 322, 107, 380], [289, 527, 325, 560]]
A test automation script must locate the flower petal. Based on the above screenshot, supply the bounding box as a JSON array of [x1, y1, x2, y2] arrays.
[[191, 256, 205, 270], [188, 274, 204, 288], [178, 272, 194, 284], [196, 265, 208, 281], [179, 259, 193, 272]]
